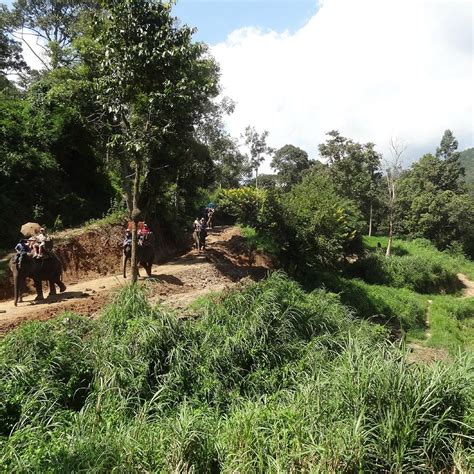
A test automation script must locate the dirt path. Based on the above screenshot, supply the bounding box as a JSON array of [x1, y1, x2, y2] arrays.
[[0, 227, 270, 336], [457, 273, 474, 297]]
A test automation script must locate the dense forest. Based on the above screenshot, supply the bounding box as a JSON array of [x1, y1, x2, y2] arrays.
[[1, 0, 473, 471]]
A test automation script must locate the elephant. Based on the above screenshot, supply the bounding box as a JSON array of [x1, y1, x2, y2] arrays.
[[193, 226, 207, 251], [9, 253, 66, 306], [122, 243, 154, 278]]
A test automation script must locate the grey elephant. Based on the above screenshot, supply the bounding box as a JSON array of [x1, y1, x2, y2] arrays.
[[122, 242, 154, 278], [9, 253, 66, 306]]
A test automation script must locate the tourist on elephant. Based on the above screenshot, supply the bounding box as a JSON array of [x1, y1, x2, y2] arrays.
[[33, 227, 48, 258], [123, 230, 132, 247], [138, 223, 151, 246], [14, 239, 30, 268]]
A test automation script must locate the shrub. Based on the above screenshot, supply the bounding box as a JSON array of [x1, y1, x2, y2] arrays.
[[282, 171, 364, 269]]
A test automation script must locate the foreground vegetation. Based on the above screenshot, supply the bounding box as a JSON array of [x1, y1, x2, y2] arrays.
[[1, 274, 473, 471]]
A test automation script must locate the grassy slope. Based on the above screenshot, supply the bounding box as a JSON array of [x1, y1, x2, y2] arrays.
[[362, 236, 474, 354], [1, 277, 473, 472]]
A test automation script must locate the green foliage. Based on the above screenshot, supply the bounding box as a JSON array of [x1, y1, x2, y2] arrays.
[[424, 296, 474, 354], [282, 170, 364, 268], [395, 131, 474, 256], [319, 130, 382, 232], [216, 187, 279, 232], [270, 144, 311, 190], [0, 314, 94, 436], [1, 276, 472, 471], [460, 147, 474, 195], [317, 273, 426, 330], [240, 225, 280, 258], [351, 253, 460, 294], [0, 64, 116, 247]]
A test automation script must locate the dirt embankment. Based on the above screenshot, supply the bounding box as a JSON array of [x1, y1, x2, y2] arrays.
[[0, 226, 273, 335], [0, 221, 186, 301]]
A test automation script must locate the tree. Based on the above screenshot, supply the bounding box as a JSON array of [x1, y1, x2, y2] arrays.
[[319, 131, 382, 235], [395, 131, 474, 255], [385, 137, 405, 257], [95, 0, 219, 282], [0, 5, 27, 86], [8, 0, 97, 69], [270, 144, 310, 190], [195, 97, 251, 188], [243, 125, 271, 189], [435, 129, 464, 191]]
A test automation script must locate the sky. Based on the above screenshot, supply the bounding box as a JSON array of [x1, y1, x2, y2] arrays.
[[6, 0, 474, 170]]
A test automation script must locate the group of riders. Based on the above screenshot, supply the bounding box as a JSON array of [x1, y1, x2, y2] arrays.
[[14, 228, 50, 268], [193, 207, 215, 251], [122, 223, 153, 248], [14, 206, 216, 266]]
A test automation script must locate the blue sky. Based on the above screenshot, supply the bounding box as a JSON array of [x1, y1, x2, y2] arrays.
[[172, 0, 319, 44], [3, 0, 319, 45]]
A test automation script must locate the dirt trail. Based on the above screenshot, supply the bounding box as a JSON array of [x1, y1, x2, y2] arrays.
[[0, 227, 271, 336], [457, 273, 474, 297]]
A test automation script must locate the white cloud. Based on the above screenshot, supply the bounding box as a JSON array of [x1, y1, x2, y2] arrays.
[[211, 0, 474, 171]]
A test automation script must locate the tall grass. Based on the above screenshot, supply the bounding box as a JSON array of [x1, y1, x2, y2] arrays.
[[1, 273, 473, 471]]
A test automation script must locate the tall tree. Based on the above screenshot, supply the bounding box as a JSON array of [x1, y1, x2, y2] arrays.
[[270, 144, 310, 190], [9, 0, 97, 69], [243, 125, 271, 189], [195, 97, 250, 188], [0, 5, 27, 86], [435, 129, 464, 191], [319, 131, 382, 235], [95, 0, 218, 282]]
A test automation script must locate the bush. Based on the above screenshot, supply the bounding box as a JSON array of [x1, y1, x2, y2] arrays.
[[216, 187, 281, 232], [282, 171, 364, 270]]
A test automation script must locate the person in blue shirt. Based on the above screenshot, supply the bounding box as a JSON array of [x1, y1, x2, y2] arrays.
[[14, 239, 30, 268]]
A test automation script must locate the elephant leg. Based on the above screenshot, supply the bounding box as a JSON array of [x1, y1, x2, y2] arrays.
[[33, 278, 45, 301], [48, 280, 57, 297], [145, 262, 152, 277], [58, 280, 66, 292]]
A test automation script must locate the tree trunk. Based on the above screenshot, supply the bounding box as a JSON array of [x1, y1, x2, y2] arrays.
[[368, 202, 373, 237], [385, 179, 395, 258], [131, 160, 141, 284], [386, 219, 393, 257], [255, 167, 259, 189]]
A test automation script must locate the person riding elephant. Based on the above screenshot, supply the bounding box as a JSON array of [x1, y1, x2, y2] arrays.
[[9, 252, 66, 306], [122, 235, 155, 278]]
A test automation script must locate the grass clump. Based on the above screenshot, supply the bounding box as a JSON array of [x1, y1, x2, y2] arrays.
[[0, 314, 94, 436], [318, 273, 426, 330]]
